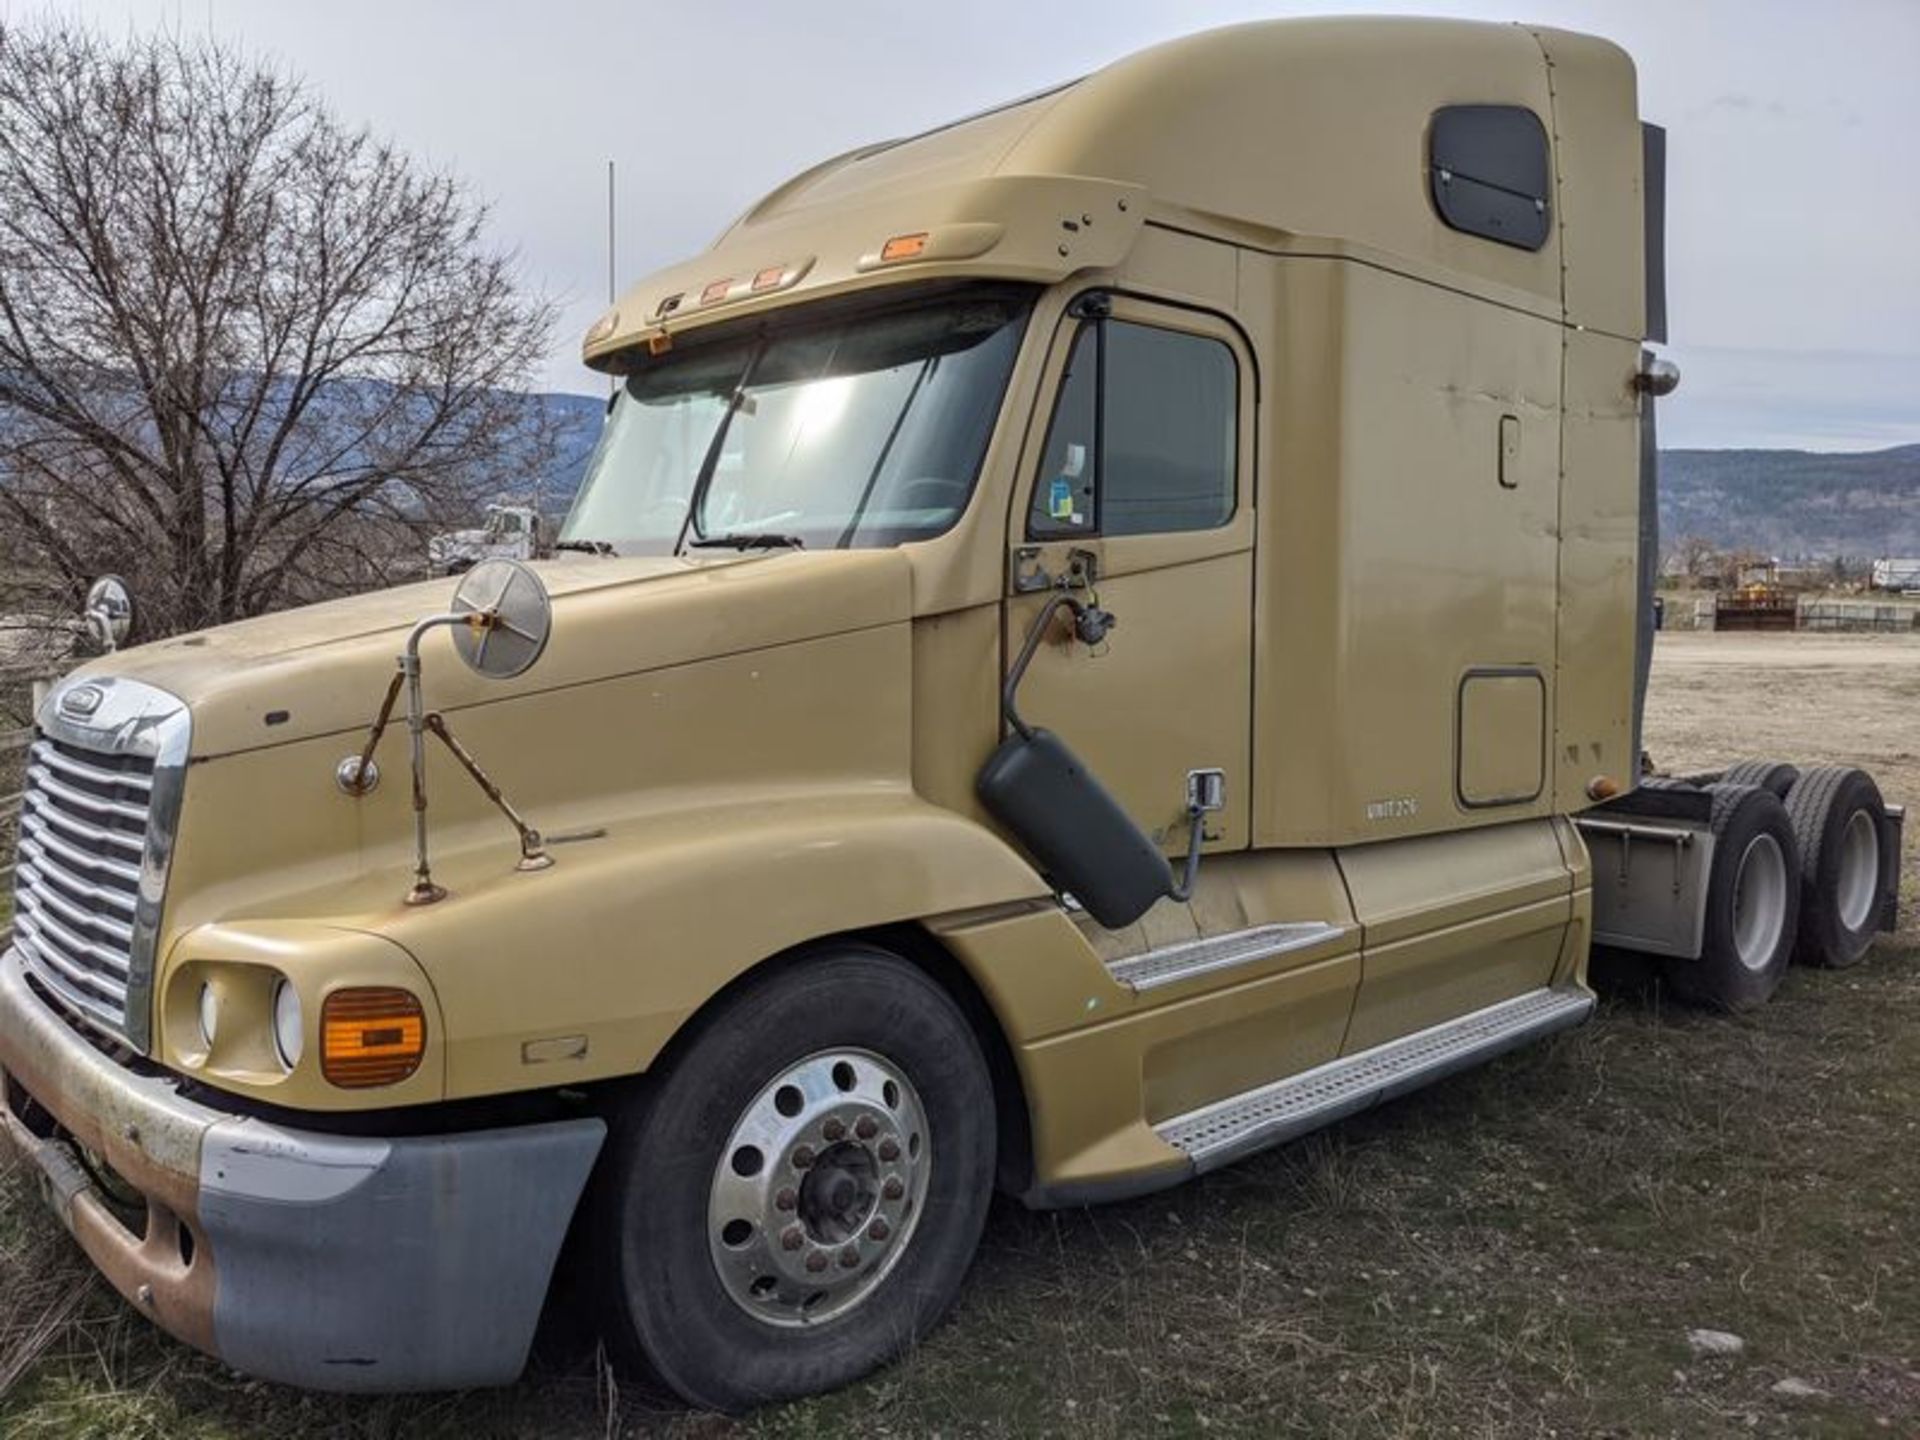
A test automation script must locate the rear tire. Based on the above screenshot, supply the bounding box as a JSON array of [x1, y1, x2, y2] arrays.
[[1718, 759, 1800, 800], [1667, 784, 1800, 1012], [594, 945, 995, 1412], [1783, 765, 1889, 969]]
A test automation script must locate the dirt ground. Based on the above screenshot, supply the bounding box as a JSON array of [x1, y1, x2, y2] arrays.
[[1645, 631, 1920, 938], [1, 631, 1916, 1437]]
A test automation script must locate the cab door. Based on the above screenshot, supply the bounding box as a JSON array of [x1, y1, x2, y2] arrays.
[[1003, 294, 1256, 900]]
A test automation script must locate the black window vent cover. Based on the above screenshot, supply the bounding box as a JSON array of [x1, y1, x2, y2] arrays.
[[1429, 105, 1551, 251]]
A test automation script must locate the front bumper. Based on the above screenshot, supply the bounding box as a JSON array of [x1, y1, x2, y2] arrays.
[[0, 946, 604, 1391]]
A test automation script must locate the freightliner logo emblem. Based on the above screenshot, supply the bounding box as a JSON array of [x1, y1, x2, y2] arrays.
[[60, 684, 104, 718]]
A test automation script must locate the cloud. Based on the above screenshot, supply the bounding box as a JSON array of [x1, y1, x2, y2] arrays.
[[1658, 347, 1920, 452], [1705, 93, 1790, 119]]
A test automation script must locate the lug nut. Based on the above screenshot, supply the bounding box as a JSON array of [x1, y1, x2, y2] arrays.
[[882, 1176, 905, 1201], [878, 1137, 901, 1161], [791, 1145, 816, 1169], [855, 1115, 878, 1140], [822, 1117, 847, 1143], [839, 1247, 861, 1269], [805, 1251, 829, 1273], [867, 1218, 890, 1242], [781, 1225, 804, 1252], [775, 1187, 798, 1212]]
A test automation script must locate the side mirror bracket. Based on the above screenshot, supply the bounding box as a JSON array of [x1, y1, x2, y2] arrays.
[[340, 559, 555, 906]]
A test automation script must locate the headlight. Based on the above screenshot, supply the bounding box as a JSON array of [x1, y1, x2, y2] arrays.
[[272, 979, 304, 1069], [197, 983, 218, 1047]]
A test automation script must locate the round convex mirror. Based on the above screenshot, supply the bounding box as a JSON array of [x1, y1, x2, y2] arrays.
[[84, 575, 136, 650], [449, 558, 551, 680]]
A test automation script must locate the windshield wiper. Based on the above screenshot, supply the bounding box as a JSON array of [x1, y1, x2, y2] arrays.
[[687, 532, 805, 551], [553, 539, 615, 556], [674, 338, 769, 556]]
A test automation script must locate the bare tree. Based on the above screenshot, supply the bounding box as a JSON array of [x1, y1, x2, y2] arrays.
[[1667, 534, 1719, 587], [0, 20, 556, 644]]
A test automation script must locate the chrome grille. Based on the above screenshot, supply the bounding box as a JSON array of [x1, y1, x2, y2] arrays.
[[9, 677, 189, 1049], [14, 740, 151, 1028]]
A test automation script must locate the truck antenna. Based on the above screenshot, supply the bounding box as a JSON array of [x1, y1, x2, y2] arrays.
[[607, 158, 618, 399]]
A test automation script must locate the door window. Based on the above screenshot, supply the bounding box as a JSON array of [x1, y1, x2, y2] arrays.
[[1029, 315, 1237, 538]]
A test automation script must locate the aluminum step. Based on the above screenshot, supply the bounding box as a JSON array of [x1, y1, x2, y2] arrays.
[[1157, 985, 1594, 1172], [1105, 921, 1347, 993]]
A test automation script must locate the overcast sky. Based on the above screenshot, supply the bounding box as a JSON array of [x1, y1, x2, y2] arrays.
[[25, 0, 1920, 450]]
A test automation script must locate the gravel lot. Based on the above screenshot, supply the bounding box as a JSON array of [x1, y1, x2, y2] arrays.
[[1645, 630, 1919, 943]]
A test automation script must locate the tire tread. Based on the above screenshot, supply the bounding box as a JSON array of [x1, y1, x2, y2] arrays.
[[1720, 759, 1799, 800], [1783, 764, 1886, 968], [1668, 783, 1799, 1012]]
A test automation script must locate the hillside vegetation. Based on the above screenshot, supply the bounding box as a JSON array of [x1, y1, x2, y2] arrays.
[[1659, 445, 1920, 558]]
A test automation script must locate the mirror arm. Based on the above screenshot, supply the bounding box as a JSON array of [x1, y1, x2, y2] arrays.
[[1166, 809, 1206, 902], [400, 606, 552, 904], [340, 670, 405, 796], [1002, 589, 1117, 740], [401, 611, 469, 905], [423, 712, 552, 872], [1001, 593, 1077, 740], [1168, 769, 1227, 902]]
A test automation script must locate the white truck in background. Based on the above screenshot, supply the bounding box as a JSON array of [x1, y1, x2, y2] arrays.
[[1871, 557, 1920, 593], [427, 502, 551, 575]]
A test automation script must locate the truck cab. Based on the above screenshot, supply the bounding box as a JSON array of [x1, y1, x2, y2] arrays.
[[0, 16, 1900, 1413], [427, 501, 550, 575]]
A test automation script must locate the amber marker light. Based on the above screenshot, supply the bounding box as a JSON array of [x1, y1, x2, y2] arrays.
[[700, 277, 735, 304], [322, 987, 427, 1088], [583, 309, 618, 345], [879, 232, 929, 262], [751, 265, 786, 292]]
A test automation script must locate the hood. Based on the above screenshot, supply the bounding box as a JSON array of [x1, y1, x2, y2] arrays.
[[65, 550, 915, 759]]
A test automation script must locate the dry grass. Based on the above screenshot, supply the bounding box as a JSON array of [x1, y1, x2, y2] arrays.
[[1, 634, 1916, 1437]]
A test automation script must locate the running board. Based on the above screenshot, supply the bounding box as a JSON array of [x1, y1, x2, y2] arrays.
[[1105, 921, 1348, 993], [1156, 985, 1595, 1172]]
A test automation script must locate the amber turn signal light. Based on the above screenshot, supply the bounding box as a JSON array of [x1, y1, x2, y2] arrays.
[[322, 987, 426, 1088], [879, 232, 929, 263]]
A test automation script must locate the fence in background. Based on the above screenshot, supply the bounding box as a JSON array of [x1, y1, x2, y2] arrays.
[[1799, 599, 1920, 633]]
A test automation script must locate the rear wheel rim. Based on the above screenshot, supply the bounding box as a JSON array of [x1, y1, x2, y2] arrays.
[[1732, 833, 1789, 971], [707, 1048, 932, 1328], [1835, 807, 1881, 932]]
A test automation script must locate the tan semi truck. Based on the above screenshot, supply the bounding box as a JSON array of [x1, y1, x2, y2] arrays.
[[0, 16, 1903, 1412]]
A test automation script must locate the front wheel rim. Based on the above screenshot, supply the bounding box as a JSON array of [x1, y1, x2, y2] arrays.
[[1732, 832, 1789, 971], [1835, 808, 1881, 932], [707, 1048, 932, 1328]]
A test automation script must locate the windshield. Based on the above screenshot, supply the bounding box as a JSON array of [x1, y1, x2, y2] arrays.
[[560, 288, 1032, 554]]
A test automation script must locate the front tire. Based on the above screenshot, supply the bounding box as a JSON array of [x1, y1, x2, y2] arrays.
[[595, 945, 995, 1412]]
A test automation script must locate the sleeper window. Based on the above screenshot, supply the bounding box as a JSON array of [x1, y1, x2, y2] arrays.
[[1428, 104, 1552, 251], [1028, 317, 1237, 538]]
